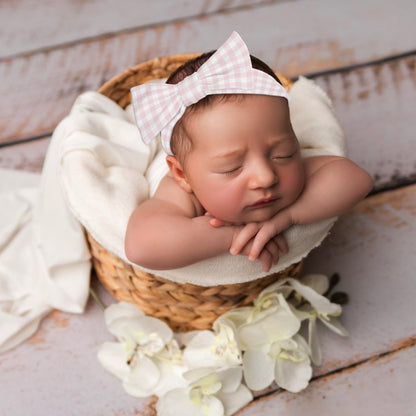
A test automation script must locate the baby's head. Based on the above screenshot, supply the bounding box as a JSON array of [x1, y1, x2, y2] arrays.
[[166, 52, 283, 164], [131, 32, 305, 223], [165, 55, 305, 224]]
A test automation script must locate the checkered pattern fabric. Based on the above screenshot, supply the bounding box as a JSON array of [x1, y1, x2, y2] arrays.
[[131, 31, 289, 155]]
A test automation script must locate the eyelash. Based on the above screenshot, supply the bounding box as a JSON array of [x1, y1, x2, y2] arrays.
[[220, 151, 296, 175], [222, 166, 242, 176], [272, 152, 295, 160]]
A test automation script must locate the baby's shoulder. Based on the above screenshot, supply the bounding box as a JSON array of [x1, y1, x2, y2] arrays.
[[302, 155, 345, 177], [154, 174, 203, 218]]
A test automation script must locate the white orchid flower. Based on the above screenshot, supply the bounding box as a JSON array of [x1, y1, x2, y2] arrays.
[[157, 367, 252, 416], [236, 292, 311, 392], [287, 275, 349, 365], [183, 318, 241, 371], [97, 302, 186, 397]]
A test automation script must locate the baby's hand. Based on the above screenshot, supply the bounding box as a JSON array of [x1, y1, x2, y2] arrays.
[[205, 213, 281, 271], [238, 238, 282, 272], [205, 212, 243, 227], [230, 210, 293, 261]]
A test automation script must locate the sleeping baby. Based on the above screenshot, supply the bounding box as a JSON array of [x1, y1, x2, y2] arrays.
[[125, 32, 373, 272]]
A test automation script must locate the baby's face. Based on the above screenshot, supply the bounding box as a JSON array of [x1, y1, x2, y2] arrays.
[[182, 95, 305, 223]]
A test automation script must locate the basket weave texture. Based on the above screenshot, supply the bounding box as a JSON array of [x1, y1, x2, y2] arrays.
[[90, 53, 300, 332]]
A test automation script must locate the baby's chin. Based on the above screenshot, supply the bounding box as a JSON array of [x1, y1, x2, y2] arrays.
[[225, 205, 284, 224]]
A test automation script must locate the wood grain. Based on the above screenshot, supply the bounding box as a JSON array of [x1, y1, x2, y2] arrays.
[[238, 345, 416, 415], [1, 0, 416, 145], [313, 54, 416, 191], [0, 137, 50, 173], [0, 0, 272, 57]]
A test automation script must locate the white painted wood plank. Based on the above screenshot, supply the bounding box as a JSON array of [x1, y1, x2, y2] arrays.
[[238, 345, 416, 416], [0, 137, 50, 172], [0, 185, 415, 415], [302, 185, 416, 377], [2, 0, 416, 64], [0, 0, 271, 57], [0, 281, 155, 416], [313, 55, 416, 191], [1, 0, 415, 145]]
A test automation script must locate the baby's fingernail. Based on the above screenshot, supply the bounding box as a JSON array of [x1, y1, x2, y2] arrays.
[[230, 248, 237, 255]]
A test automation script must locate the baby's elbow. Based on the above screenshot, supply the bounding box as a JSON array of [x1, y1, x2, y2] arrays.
[[124, 233, 141, 265], [124, 228, 152, 268], [360, 169, 374, 198]]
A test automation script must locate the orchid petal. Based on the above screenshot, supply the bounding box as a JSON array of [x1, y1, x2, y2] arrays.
[[286, 278, 341, 316], [104, 301, 144, 327], [217, 384, 253, 416], [110, 315, 173, 348], [152, 356, 188, 397], [319, 315, 349, 337], [185, 367, 221, 383], [243, 348, 274, 391], [308, 316, 322, 366], [258, 279, 291, 298], [157, 388, 206, 416], [239, 309, 300, 347], [183, 330, 217, 368], [300, 274, 329, 295], [275, 354, 312, 393], [123, 355, 160, 397], [106, 317, 145, 342], [221, 307, 253, 329], [200, 395, 225, 416], [97, 341, 130, 380], [218, 367, 243, 393]]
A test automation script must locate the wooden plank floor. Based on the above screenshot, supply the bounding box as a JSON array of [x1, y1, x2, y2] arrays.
[[0, 1, 415, 415]]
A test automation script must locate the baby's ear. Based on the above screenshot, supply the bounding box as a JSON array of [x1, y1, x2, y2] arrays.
[[166, 156, 193, 193]]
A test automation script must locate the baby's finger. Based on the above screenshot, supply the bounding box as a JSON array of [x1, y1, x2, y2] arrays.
[[249, 223, 277, 260], [259, 240, 279, 265], [257, 249, 272, 272], [230, 223, 261, 255], [209, 217, 227, 227], [273, 234, 289, 255]]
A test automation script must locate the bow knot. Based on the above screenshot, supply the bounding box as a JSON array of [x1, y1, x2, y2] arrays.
[[177, 72, 205, 107]]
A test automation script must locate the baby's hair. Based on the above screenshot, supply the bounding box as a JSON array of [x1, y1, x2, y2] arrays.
[[166, 51, 283, 164]]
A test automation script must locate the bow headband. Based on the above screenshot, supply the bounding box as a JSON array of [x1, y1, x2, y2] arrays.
[[131, 31, 289, 155]]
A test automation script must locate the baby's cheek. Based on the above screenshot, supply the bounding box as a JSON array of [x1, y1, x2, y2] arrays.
[[282, 166, 305, 203], [210, 192, 244, 222]]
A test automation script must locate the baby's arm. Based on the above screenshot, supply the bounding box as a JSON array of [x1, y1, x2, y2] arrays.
[[125, 175, 279, 271], [232, 155, 374, 259]]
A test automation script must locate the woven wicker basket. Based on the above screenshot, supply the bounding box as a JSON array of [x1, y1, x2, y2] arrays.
[[89, 53, 302, 332]]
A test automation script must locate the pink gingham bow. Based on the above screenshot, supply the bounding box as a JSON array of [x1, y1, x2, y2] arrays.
[[131, 31, 289, 155]]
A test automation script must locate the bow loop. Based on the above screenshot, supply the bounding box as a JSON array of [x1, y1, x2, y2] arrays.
[[177, 72, 205, 107]]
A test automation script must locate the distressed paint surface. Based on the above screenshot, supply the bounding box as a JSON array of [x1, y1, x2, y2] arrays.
[[2, 0, 415, 63], [238, 345, 416, 415], [0, 137, 50, 172], [313, 54, 416, 191], [1, 186, 415, 415], [1, 0, 416, 145], [0, 0, 272, 57]]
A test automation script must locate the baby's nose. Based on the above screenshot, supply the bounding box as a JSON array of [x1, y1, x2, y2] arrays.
[[248, 161, 277, 189]]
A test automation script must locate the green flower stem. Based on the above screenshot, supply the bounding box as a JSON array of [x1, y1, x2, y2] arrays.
[[89, 287, 106, 310]]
